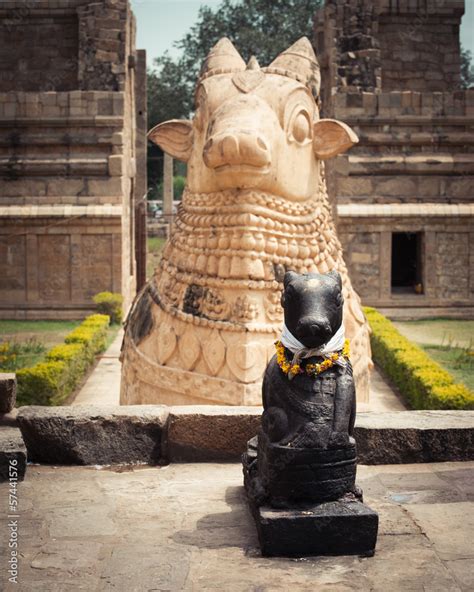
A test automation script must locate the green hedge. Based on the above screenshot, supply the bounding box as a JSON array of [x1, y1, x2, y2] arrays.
[[16, 314, 110, 406], [364, 307, 474, 410], [65, 314, 109, 364], [93, 292, 123, 324]]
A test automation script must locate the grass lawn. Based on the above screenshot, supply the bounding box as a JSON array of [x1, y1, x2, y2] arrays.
[[0, 320, 81, 370], [421, 345, 473, 392], [147, 236, 167, 279], [393, 318, 474, 392], [0, 320, 119, 372], [393, 319, 474, 348]]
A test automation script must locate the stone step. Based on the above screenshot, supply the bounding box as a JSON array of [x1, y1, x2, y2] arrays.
[[15, 405, 474, 466]]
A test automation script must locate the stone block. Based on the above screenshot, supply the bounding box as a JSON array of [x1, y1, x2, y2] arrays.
[[167, 405, 261, 461], [351, 252, 373, 264], [46, 178, 85, 197], [0, 373, 16, 413], [17, 405, 169, 465], [108, 154, 123, 176], [8, 407, 474, 465], [337, 177, 373, 197], [113, 94, 125, 115], [112, 131, 124, 145], [355, 411, 474, 464], [42, 105, 61, 117], [87, 177, 123, 196], [0, 427, 26, 483], [247, 497, 378, 557], [362, 92, 377, 114], [373, 177, 416, 197]]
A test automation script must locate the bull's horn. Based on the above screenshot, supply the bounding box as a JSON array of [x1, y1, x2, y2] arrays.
[[267, 37, 321, 96], [199, 37, 246, 80]]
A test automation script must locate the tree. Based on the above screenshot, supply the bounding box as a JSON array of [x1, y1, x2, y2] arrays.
[[148, 0, 322, 127], [460, 45, 474, 89]]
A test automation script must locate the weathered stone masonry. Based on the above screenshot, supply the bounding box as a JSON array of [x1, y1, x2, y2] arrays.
[[315, 0, 474, 317], [0, 0, 146, 319]]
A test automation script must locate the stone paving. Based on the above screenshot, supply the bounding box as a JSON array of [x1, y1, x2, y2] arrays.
[[72, 330, 123, 406], [1, 461, 472, 591]]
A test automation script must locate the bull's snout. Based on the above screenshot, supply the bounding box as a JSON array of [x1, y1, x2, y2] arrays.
[[295, 317, 332, 348], [203, 131, 271, 170]]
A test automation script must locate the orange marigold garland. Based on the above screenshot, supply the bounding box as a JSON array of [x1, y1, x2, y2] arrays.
[[275, 339, 350, 379]]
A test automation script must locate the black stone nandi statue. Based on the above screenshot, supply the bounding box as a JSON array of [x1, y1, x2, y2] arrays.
[[243, 271, 378, 557]]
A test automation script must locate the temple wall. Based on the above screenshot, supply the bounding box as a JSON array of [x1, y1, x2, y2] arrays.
[[314, 0, 474, 316], [0, 0, 146, 319]]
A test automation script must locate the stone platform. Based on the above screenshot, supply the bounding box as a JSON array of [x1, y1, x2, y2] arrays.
[[0, 461, 473, 591]]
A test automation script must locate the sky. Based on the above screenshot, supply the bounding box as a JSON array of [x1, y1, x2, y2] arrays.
[[130, 0, 474, 65]]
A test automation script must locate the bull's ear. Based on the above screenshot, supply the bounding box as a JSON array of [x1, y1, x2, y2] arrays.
[[327, 269, 342, 288], [283, 270, 298, 287], [148, 120, 194, 162], [313, 119, 358, 160]]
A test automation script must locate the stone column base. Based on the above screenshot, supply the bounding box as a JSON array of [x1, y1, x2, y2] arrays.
[[120, 338, 262, 406]]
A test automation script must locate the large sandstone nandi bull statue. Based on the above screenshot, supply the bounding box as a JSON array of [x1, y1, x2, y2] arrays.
[[120, 37, 372, 405]]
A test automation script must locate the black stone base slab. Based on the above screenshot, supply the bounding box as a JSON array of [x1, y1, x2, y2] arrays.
[[246, 493, 378, 557]]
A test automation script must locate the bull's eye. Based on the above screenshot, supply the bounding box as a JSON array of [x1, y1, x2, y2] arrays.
[[292, 112, 311, 143], [288, 108, 312, 145], [335, 292, 343, 307]]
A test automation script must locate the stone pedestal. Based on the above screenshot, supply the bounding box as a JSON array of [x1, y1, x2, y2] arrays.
[[243, 430, 379, 557], [246, 494, 379, 557], [243, 448, 378, 557]]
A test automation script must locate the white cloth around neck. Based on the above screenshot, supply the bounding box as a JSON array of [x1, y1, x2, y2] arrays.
[[280, 323, 347, 368]]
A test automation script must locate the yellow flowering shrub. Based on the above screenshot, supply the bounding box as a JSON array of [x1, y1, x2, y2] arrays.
[[16, 361, 67, 406], [16, 314, 111, 406], [364, 307, 474, 410], [93, 292, 123, 324], [65, 315, 109, 364]]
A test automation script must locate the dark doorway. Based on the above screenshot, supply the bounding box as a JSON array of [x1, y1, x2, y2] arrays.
[[391, 232, 423, 294]]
